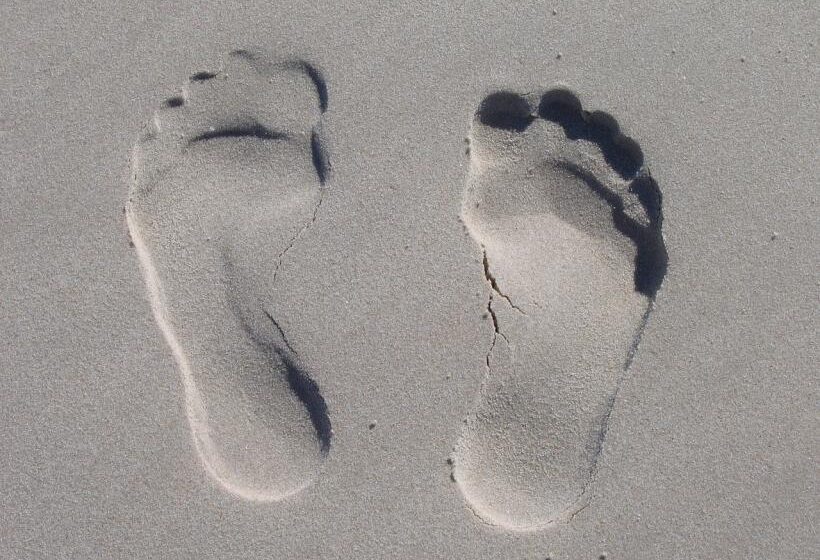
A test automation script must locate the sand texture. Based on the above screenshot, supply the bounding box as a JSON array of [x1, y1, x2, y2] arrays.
[[2, 1, 818, 559]]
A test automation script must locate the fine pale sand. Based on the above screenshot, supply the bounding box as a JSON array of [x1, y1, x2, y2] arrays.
[[2, 2, 817, 559]]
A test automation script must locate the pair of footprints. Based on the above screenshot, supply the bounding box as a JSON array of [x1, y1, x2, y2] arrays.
[[126, 50, 667, 531]]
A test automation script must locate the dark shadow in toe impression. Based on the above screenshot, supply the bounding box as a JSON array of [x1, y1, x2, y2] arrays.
[[191, 70, 218, 81], [188, 122, 291, 143], [187, 120, 330, 185], [628, 176, 667, 296], [558, 161, 668, 297], [538, 89, 644, 179], [476, 88, 668, 297], [476, 91, 536, 132], [163, 95, 185, 108], [537, 89, 667, 297], [228, 49, 329, 113]]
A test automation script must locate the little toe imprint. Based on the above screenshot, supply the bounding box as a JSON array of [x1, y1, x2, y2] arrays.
[[126, 50, 331, 501], [452, 89, 667, 529]]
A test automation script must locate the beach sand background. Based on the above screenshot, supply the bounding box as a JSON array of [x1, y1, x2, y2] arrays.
[[1, 1, 817, 558]]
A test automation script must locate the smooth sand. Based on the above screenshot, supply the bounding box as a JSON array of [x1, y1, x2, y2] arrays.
[[2, 2, 817, 559]]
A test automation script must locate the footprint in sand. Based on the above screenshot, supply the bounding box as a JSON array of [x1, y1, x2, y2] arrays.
[[126, 50, 331, 501], [452, 90, 668, 530]]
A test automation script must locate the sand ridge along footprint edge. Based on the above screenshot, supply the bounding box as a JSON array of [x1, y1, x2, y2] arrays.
[[125, 50, 332, 502], [452, 88, 668, 530]]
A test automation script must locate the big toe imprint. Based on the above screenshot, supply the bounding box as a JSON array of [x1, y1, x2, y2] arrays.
[[126, 50, 331, 501], [453, 89, 668, 529]]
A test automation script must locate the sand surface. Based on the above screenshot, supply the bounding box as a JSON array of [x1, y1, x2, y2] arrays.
[[2, 1, 818, 558]]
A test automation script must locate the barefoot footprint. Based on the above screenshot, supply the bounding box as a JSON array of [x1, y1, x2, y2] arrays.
[[453, 90, 667, 529], [126, 50, 332, 501]]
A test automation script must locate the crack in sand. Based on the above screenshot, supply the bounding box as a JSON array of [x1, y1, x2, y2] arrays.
[[272, 194, 324, 284], [270, 167, 326, 287], [484, 294, 508, 370], [482, 250, 526, 314], [264, 309, 298, 356], [264, 136, 326, 357], [587, 302, 656, 472], [572, 299, 657, 520], [263, 129, 328, 363], [480, 247, 519, 374]]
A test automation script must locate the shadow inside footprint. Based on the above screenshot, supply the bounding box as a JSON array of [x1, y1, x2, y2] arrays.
[[537, 90, 668, 297], [538, 89, 643, 178], [281, 353, 332, 455], [476, 91, 536, 132]]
